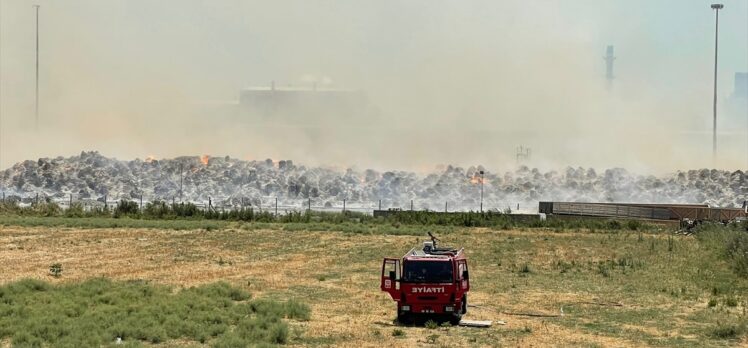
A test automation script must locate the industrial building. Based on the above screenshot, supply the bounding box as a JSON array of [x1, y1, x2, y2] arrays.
[[239, 83, 370, 123]]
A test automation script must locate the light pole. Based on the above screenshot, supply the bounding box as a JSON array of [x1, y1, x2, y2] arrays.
[[479, 170, 484, 213], [34, 4, 40, 131], [711, 3, 724, 163]]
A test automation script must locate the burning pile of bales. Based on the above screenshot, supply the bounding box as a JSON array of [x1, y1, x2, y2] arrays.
[[0, 151, 745, 210]]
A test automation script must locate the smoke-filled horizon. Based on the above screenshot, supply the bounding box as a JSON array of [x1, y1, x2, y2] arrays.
[[1, 0, 747, 174]]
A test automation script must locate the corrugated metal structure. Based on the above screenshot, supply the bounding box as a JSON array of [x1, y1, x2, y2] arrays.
[[539, 202, 747, 222]]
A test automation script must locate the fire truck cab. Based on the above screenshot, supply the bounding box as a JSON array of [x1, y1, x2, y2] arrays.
[[380, 234, 470, 324]]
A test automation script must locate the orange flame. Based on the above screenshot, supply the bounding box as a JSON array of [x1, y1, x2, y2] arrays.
[[200, 155, 210, 166], [470, 175, 488, 185]]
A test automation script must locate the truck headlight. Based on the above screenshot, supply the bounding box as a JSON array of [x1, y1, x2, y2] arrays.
[[445, 306, 454, 312], [401, 305, 410, 311]]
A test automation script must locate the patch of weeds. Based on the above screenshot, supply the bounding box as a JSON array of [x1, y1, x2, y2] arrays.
[[555, 260, 575, 274], [519, 263, 531, 274], [217, 256, 232, 266], [723, 230, 748, 277], [709, 320, 747, 339], [607, 220, 622, 230], [0, 278, 307, 347], [49, 263, 63, 278], [425, 320, 439, 329], [627, 220, 642, 231], [712, 285, 729, 296], [392, 328, 406, 337], [724, 297, 738, 307], [283, 299, 312, 320], [598, 263, 611, 278], [522, 325, 533, 333], [708, 298, 718, 308], [426, 333, 439, 344]]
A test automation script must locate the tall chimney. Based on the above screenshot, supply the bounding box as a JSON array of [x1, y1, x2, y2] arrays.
[[604, 45, 616, 90]]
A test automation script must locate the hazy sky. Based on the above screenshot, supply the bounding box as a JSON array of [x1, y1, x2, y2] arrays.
[[1, 0, 747, 173]]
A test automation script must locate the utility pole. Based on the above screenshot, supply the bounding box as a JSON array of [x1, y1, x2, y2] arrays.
[[711, 3, 724, 163], [34, 5, 40, 131]]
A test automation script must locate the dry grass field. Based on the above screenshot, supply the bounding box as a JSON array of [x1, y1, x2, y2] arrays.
[[1, 223, 747, 347]]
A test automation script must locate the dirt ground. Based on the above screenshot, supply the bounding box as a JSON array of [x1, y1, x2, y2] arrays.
[[1, 225, 746, 347]]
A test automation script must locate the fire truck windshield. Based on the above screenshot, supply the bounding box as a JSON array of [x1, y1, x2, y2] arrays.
[[402, 261, 453, 283]]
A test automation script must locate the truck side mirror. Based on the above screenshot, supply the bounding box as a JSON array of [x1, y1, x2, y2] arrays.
[[389, 271, 396, 281], [462, 270, 469, 280]]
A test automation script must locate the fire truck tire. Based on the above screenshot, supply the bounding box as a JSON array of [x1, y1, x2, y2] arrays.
[[462, 295, 468, 315], [450, 313, 462, 325], [450, 295, 467, 325], [397, 312, 411, 325]]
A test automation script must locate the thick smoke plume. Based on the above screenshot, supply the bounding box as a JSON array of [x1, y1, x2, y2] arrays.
[[1, 1, 747, 173]]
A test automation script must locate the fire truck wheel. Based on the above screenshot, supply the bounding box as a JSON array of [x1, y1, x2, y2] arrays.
[[397, 312, 411, 325], [450, 314, 461, 325], [462, 295, 468, 315]]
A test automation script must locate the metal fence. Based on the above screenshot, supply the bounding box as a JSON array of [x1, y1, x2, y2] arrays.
[[0, 191, 535, 215]]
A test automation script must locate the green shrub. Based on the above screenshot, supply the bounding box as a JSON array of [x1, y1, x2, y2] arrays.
[[606, 220, 622, 230], [698, 228, 748, 278], [626, 219, 641, 231], [114, 199, 140, 217], [64, 202, 85, 218], [47, 202, 62, 216], [724, 232, 748, 277], [392, 328, 405, 337], [0, 200, 21, 214], [212, 333, 248, 348], [284, 299, 311, 320], [598, 264, 611, 278], [709, 321, 747, 339], [268, 322, 289, 344], [724, 297, 738, 307], [425, 320, 438, 329], [49, 263, 63, 278]]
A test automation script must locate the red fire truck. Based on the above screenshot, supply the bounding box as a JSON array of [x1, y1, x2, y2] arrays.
[[380, 233, 470, 324]]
